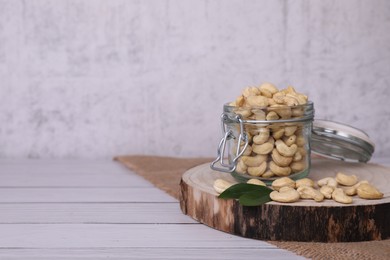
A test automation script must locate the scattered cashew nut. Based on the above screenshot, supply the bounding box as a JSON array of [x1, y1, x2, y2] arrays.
[[317, 177, 338, 188], [343, 180, 369, 196], [270, 187, 300, 203], [336, 172, 358, 186], [357, 183, 384, 199], [319, 185, 335, 199], [332, 188, 353, 204], [297, 186, 324, 202], [295, 178, 315, 188], [247, 179, 266, 186], [271, 177, 295, 191], [213, 179, 233, 194]]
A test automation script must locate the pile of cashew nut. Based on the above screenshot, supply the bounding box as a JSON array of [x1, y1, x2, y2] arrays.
[[229, 83, 309, 178], [213, 172, 383, 204]]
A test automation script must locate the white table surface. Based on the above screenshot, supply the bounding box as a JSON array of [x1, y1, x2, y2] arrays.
[[0, 159, 306, 260]]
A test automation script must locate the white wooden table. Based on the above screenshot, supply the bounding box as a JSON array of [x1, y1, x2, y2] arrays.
[[0, 159, 307, 259]]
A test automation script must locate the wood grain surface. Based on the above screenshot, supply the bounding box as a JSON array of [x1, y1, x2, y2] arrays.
[[0, 160, 302, 260], [180, 158, 390, 242]]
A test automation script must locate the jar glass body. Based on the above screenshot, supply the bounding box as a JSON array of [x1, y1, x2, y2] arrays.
[[221, 102, 314, 183]]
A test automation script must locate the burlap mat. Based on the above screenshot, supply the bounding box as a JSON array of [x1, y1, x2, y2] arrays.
[[114, 155, 390, 260]]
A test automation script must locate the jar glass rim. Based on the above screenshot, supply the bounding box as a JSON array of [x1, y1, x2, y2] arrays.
[[223, 101, 314, 124], [223, 100, 314, 110]]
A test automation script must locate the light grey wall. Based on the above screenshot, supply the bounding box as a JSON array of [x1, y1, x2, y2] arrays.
[[1, 0, 389, 159]]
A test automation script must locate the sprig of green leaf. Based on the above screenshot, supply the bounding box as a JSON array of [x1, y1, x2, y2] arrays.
[[218, 183, 273, 206]]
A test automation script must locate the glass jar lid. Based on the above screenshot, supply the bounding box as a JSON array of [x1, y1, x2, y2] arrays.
[[311, 119, 375, 163]]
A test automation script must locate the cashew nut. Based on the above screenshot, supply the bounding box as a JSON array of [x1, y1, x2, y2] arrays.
[[242, 87, 260, 97], [241, 155, 267, 167], [297, 186, 324, 202], [233, 95, 245, 107], [246, 95, 268, 107], [267, 98, 276, 106], [247, 161, 267, 177], [271, 177, 295, 191], [241, 144, 252, 156], [286, 93, 307, 105], [269, 161, 292, 176], [259, 88, 273, 98], [283, 135, 296, 146], [273, 92, 285, 104], [247, 179, 266, 186], [284, 126, 298, 136], [292, 107, 304, 117], [282, 86, 297, 95], [296, 135, 305, 147], [283, 95, 299, 106], [259, 82, 279, 95], [252, 142, 273, 155], [270, 105, 292, 119], [343, 180, 368, 196], [357, 183, 383, 199], [252, 128, 270, 145], [213, 179, 233, 194], [335, 172, 358, 186], [297, 147, 307, 156], [266, 111, 280, 120], [275, 139, 298, 157], [267, 136, 275, 146], [250, 109, 266, 120], [319, 185, 335, 199], [272, 128, 285, 140], [293, 151, 302, 162], [270, 187, 300, 203], [290, 160, 306, 173], [235, 107, 252, 118], [271, 149, 293, 167], [295, 178, 315, 188], [245, 131, 253, 143], [317, 177, 338, 188], [332, 188, 353, 204], [236, 159, 247, 174], [262, 170, 275, 178]]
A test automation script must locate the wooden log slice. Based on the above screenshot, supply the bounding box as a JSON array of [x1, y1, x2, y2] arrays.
[[180, 158, 390, 242]]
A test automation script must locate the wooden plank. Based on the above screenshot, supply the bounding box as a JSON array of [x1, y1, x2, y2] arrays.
[[0, 203, 196, 224], [0, 224, 281, 249], [0, 160, 124, 174], [0, 172, 151, 187], [0, 160, 151, 187], [0, 248, 303, 259], [0, 188, 176, 203]]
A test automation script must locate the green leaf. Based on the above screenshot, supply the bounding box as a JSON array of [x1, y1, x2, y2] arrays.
[[218, 183, 272, 200], [238, 189, 272, 206]]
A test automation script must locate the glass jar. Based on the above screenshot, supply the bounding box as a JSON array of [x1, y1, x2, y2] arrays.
[[211, 101, 315, 183]]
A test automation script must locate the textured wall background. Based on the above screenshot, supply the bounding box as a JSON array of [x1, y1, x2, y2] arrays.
[[0, 0, 389, 159]]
